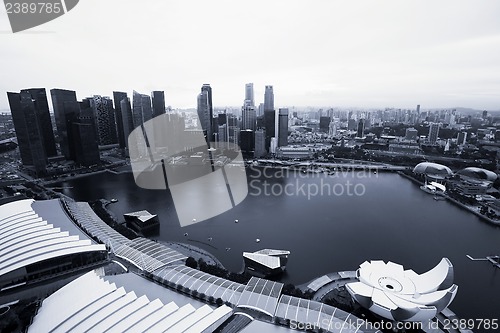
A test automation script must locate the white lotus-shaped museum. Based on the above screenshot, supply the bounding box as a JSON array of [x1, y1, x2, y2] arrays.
[[346, 258, 458, 322]]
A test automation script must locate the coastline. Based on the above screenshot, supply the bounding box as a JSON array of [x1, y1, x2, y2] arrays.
[[397, 171, 500, 227], [157, 240, 227, 269]]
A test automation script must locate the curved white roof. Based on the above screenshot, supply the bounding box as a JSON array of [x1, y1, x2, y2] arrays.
[[457, 167, 498, 182], [413, 162, 452, 177], [0, 199, 106, 279], [346, 258, 458, 322], [29, 270, 232, 333]]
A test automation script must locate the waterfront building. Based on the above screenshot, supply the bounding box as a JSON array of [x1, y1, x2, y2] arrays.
[[243, 249, 290, 277], [346, 258, 458, 322], [124, 210, 159, 235], [413, 162, 453, 180], [50, 88, 78, 158], [0, 199, 107, 290], [276, 146, 313, 160], [71, 99, 100, 166]]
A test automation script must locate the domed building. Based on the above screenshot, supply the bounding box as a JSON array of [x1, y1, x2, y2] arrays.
[[413, 162, 453, 180], [450, 167, 498, 195], [456, 167, 497, 182]]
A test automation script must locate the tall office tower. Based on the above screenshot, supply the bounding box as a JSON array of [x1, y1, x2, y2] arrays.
[[7, 91, 48, 175], [50, 88, 78, 159], [151, 91, 166, 118], [278, 108, 289, 147], [197, 84, 213, 144], [91, 95, 118, 145], [264, 110, 275, 149], [132, 90, 153, 129], [242, 105, 256, 131], [20, 88, 57, 157], [151, 90, 167, 145], [428, 122, 440, 144], [256, 115, 265, 129], [254, 128, 266, 158], [71, 99, 100, 166], [113, 91, 128, 149], [357, 119, 365, 138], [258, 103, 264, 117], [120, 98, 134, 150], [240, 129, 254, 153], [264, 85, 274, 112], [482, 110, 488, 120], [319, 116, 331, 133], [244, 83, 254, 107]]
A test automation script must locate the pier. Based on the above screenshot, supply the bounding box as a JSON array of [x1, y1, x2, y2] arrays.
[[466, 255, 500, 268]]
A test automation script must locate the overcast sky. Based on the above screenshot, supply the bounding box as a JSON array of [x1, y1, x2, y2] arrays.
[[1, 0, 500, 111]]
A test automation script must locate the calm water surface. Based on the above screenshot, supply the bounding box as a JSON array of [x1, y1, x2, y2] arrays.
[[54, 167, 500, 324]]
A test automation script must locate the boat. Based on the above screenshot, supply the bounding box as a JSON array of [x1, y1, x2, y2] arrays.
[[110, 198, 118, 203], [256, 238, 261, 243]]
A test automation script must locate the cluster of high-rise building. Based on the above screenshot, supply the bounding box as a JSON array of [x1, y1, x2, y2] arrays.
[[196, 83, 289, 157], [7, 88, 170, 176], [7, 83, 293, 176]]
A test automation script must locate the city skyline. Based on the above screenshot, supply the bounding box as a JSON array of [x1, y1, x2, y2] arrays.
[[1, 0, 500, 111]]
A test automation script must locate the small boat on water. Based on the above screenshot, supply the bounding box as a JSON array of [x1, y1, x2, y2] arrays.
[[110, 198, 118, 203], [256, 238, 261, 243]]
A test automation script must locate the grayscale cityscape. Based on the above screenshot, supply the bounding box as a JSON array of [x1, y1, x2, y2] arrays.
[[0, 1, 499, 333]]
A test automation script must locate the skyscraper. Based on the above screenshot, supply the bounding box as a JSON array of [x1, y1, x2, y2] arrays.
[[197, 84, 213, 144], [242, 105, 256, 131], [428, 123, 440, 144], [254, 128, 266, 158], [91, 95, 118, 145], [120, 97, 134, 150], [278, 108, 289, 147], [151, 91, 166, 118], [244, 83, 254, 107], [357, 119, 365, 138], [264, 110, 275, 149], [71, 99, 100, 166], [132, 90, 153, 129], [7, 91, 49, 175], [113, 91, 128, 149], [50, 88, 78, 159], [264, 85, 274, 112]]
